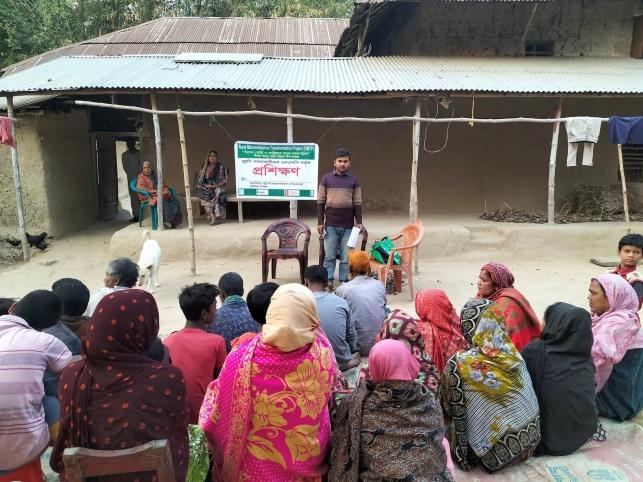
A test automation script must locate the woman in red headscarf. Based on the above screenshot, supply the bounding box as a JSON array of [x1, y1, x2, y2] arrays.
[[50, 289, 189, 482], [476, 262, 541, 351], [415, 288, 468, 374]]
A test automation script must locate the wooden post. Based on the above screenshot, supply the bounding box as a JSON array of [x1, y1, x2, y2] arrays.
[[547, 98, 563, 225], [150, 94, 164, 230], [410, 98, 421, 274], [6, 96, 29, 261], [287, 97, 297, 219], [176, 109, 196, 275], [617, 144, 631, 231]]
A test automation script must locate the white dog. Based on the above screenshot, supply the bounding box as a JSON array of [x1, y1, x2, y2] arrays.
[[137, 230, 161, 293]]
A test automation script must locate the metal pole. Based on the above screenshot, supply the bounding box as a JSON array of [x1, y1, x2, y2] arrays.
[[547, 98, 563, 225], [617, 144, 631, 232], [150, 94, 164, 230], [176, 109, 196, 275], [287, 97, 297, 219], [410, 98, 421, 274], [6, 96, 29, 261]]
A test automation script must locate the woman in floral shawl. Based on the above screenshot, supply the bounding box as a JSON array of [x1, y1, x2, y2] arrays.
[[196, 150, 228, 224], [415, 288, 468, 374], [476, 262, 541, 351], [442, 300, 540, 472], [199, 284, 337, 481]]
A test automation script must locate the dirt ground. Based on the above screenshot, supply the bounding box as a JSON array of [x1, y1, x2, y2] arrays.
[[1, 213, 639, 337]]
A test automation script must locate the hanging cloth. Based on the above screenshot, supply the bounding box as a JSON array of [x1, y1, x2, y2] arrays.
[[608, 117, 643, 145], [565, 117, 601, 167], [0, 117, 15, 148]]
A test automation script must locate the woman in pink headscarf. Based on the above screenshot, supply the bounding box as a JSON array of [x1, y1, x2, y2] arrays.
[[415, 288, 468, 374], [588, 274, 643, 420], [476, 262, 541, 351], [329, 340, 453, 481]]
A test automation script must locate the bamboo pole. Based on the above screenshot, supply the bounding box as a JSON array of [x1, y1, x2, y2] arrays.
[[617, 144, 631, 232], [74, 100, 609, 125], [176, 109, 196, 275], [6, 96, 29, 261], [150, 94, 164, 230], [547, 98, 563, 225], [410, 98, 421, 274], [287, 97, 297, 219]]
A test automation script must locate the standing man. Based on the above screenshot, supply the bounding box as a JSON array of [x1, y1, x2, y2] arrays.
[[317, 148, 363, 291], [122, 137, 141, 222]]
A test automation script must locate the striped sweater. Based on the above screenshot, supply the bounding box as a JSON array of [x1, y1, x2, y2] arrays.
[[317, 170, 362, 228]]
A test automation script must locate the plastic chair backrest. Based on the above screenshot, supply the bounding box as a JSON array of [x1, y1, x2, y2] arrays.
[[63, 439, 174, 482], [262, 218, 311, 249], [129, 178, 151, 201], [397, 221, 424, 266]]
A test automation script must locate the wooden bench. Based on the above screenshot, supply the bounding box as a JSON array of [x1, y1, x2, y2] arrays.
[[180, 193, 303, 223]]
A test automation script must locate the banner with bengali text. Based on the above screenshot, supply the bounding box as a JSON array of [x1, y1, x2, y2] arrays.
[[234, 141, 318, 200]]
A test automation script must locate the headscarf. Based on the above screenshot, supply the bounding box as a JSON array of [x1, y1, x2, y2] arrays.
[[442, 303, 540, 472], [459, 298, 495, 343], [591, 274, 643, 392], [481, 262, 514, 289], [368, 309, 440, 394], [51, 289, 189, 482], [477, 263, 541, 351], [348, 250, 370, 275], [262, 283, 320, 352], [415, 288, 468, 373], [521, 303, 597, 456], [369, 339, 420, 382]]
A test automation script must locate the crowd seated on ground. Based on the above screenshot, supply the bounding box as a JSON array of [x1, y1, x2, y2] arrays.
[[0, 234, 642, 482]]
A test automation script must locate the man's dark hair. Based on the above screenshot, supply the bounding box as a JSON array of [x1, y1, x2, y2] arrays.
[[219, 272, 244, 297], [209, 150, 218, 156], [52, 278, 90, 317], [126, 137, 137, 149], [335, 148, 351, 159], [247, 282, 279, 325], [304, 265, 328, 286], [179, 283, 220, 321], [11, 290, 63, 330], [0, 298, 15, 316], [618, 233, 643, 251], [106, 258, 139, 288]]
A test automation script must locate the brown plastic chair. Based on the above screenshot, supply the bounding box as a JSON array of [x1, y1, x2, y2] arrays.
[[318, 226, 368, 266], [369, 220, 424, 300], [63, 439, 174, 482], [261, 218, 311, 284]]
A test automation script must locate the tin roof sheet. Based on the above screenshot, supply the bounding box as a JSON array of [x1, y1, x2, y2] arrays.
[[0, 55, 641, 96]]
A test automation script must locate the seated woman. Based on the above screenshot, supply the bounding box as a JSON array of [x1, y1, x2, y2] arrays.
[[363, 309, 440, 394], [415, 288, 468, 374], [335, 251, 387, 356], [476, 262, 541, 351], [50, 289, 189, 482], [136, 161, 183, 228], [442, 300, 541, 473], [196, 150, 228, 225], [589, 274, 643, 420], [522, 302, 603, 456], [199, 284, 337, 481], [330, 339, 453, 482]]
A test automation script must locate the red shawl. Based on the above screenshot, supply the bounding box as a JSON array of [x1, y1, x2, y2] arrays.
[[414, 288, 468, 374], [51, 289, 189, 482]]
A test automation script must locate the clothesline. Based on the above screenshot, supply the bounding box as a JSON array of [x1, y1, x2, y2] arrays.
[[74, 100, 609, 124]]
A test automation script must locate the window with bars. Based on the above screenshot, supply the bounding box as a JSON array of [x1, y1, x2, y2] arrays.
[[623, 145, 643, 182]]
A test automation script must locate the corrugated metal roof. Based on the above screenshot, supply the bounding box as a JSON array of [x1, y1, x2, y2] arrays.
[[0, 94, 59, 111], [0, 55, 641, 96], [2, 17, 348, 75]]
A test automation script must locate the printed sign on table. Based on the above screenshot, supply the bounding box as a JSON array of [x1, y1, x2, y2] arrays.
[[234, 141, 318, 200]]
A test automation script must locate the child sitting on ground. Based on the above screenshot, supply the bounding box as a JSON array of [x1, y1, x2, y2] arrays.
[[609, 233, 643, 307]]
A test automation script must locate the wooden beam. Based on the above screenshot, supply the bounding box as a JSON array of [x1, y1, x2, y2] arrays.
[[410, 98, 421, 274], [150, 94, 164, 230], [287, 97, 297, 219], [176, 109, 196, 275], [6, 96, 29, 261], [547, 98, 563, 225], [617, 144, 631, 231]]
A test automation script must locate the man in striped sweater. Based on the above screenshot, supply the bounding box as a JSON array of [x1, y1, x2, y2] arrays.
[[317, 148, 363, 290]]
